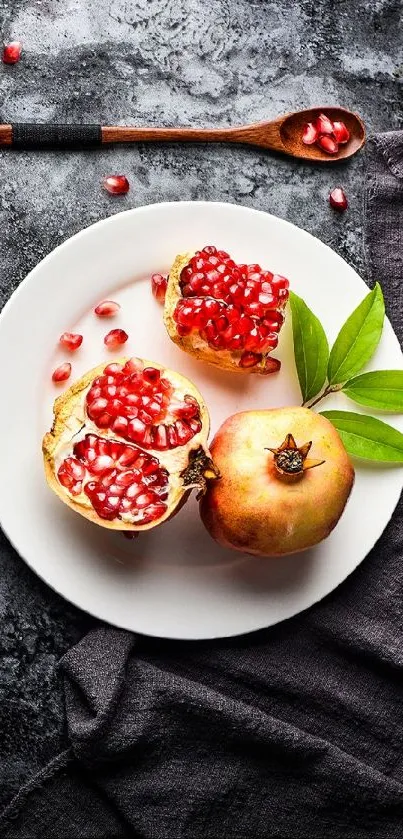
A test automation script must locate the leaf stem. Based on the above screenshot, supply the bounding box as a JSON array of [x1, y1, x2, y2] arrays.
[[304, 385, 341, 410]]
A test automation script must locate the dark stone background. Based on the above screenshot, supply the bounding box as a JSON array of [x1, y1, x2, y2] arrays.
[[0, 0, 402, 811]]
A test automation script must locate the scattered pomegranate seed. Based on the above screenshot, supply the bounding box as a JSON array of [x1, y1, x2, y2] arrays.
[[329, 187, 348, 212], [2, 41, 22, 64], [151, 273, 168, 303], [52, 362, 72, 383], [59, 332, 83, 351], [302, 122, 318, 145], [332, 121, 350, 144], [104, 329, 129, 349], [94, 300, 120, 317], [103, 175, 130, 195], [317, 135, 339, 155], [315, 113, 334, 135]]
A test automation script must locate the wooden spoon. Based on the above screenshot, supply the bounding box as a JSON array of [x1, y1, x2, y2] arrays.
[[0, 107, 365, 161]]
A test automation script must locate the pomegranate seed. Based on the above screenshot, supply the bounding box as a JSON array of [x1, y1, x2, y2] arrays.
[[104, 329, 129, 349], [52, 362, 72, 383], [59, 332, 83, 352], [2, 41, 22, 64], [329, 187, 348, 212], [263, 357, 281, 374], [332, 121, 350, 144], [239, 351, 262, 368], [143, 367, 160, 385], [315, 113, 334, 135], [94, 300, 120, 317], [103, 175, 130, 195], [302, 122, 318, 145], [151, 274, 168, 303], [317, 135, 339, 155]]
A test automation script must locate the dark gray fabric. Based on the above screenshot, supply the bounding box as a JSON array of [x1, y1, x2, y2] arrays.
[[1, 133, 403, 838]]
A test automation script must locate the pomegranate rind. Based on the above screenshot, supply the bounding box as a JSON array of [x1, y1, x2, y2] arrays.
[[200, 407, 355, 556], [163, 252, 281, 375], [43, 358, 212, 531]]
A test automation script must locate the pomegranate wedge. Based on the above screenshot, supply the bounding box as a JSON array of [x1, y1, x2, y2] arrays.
[[43, 357, 219, 532], [163, 245, 287, 374]]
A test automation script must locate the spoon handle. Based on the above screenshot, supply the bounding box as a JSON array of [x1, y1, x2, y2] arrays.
[[0, 120, 283, 151], [101, 122, 282, 150]]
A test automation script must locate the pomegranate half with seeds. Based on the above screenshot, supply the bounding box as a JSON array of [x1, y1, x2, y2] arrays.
[[200, 407, 354, 556], [43, 357, 219, 531], [163, 246, 288, 374]]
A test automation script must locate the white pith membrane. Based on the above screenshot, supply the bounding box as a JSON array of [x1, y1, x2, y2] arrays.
[[44, 358, 214, 530]]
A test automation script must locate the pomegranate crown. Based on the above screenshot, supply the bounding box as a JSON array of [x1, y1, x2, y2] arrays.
[[266, 433, 325, 477]]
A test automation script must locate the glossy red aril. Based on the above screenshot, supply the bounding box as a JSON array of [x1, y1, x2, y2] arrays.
[[94, 300, 120, 317], [151, 274, 168, 303], [104, 329, 129, 348], [165, 245, 288, 373], [85, 357, 202, 449], [332, 121, 350, 144], [302, 122, 318, 145], [2, 41, 22, 64], [329, 187, 348, 212], [59, 332, 83, 351], [52, 363, 72, 383], [317, 135, 339, 154], [301, 114, 350, 156], [315, 113, 334, 135], [103, 175, 130, 195]]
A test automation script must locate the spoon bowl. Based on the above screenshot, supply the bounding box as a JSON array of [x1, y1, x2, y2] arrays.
[[279, 106, 365, 162]]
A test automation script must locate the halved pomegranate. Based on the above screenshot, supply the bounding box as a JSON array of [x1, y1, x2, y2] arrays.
[[43, 357, 218, 531], [163, 246, 288, 374]]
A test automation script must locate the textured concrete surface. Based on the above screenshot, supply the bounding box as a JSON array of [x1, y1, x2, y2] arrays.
[[0, 0, 402, 810]]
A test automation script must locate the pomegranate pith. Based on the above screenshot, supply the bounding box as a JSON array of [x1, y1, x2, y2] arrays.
[[200, 407, 354, 557], [43, 357, 218, 532], [163, 246, 287, 374]]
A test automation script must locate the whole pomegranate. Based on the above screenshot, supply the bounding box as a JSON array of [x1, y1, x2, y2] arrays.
[[43, 357, 219, 532], [163, 245, 288, 374], [200, 407, 354, 556]]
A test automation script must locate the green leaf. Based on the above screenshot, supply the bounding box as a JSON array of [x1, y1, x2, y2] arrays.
[[327, 284, 385, 385], [342, 370, 403, 412], [321, 410, 403, 462], [289, 291, 329, 403]]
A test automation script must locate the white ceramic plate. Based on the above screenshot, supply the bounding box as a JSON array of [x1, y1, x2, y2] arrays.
[[0, 202, 402, 639]]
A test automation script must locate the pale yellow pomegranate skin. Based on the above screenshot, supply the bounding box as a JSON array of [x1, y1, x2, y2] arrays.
[[200, 407, 355, 556]]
